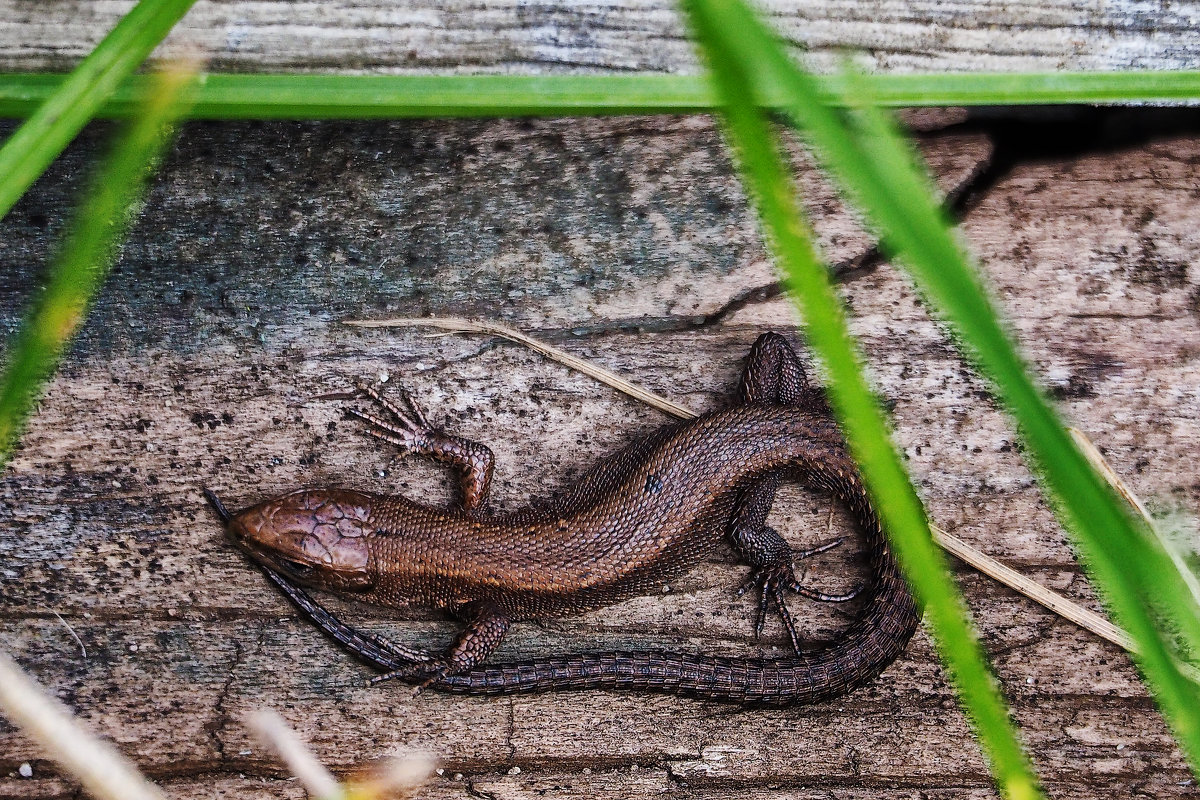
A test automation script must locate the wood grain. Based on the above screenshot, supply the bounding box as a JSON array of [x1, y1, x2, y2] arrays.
[[1, 111, 1198, 798], [1, 0, 1198, 73]]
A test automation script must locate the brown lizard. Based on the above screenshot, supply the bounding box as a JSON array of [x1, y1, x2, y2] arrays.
[[206, 332, 921, 704]]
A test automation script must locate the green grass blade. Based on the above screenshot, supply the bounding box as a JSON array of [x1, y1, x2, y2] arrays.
[[691, 0, 1200, 775], [0, 65, 197, 465], [818, 69, 1200, 106], [681, 3, 1043, 798], [0, 0, 197, 222], [2, 70, 1200, 121], [844, 70, 1200, 757]]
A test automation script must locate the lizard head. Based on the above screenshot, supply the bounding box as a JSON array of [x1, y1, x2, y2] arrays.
[[207, 488, 376, 591]]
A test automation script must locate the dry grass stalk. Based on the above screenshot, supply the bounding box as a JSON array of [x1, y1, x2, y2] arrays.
[[346, 315, 1180, 673], [1070, 427, 1200, 609], [0, 650, 167, 800], [248, 708, 435, 800], [248, 708, 343, 799]]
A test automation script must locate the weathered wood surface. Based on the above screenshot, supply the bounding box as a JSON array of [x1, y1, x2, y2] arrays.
[[2, 0, 1200, 74], [1, 110, 1199, 800]]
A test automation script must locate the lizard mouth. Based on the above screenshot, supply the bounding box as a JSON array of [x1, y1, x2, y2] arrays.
[[225, 521, 318, 581], [229, 524, 332, 587], [274, 557, 316, 579]]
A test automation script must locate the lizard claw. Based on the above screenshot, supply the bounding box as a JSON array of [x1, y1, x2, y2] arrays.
[[737, 538, 862, 654], [413, 668, 450, 696], [793, 535, 846, 560], [348, 381, 496, 512], [369, 661, 448, 691], [738, 563, 804, 651], [786, 537, 862, 603], [368, 665, 417, 685], [370, 662, 455, 699], [350, 382, 438, 452]]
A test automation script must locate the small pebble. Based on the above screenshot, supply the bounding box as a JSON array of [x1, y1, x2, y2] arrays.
[[378, 370, 390, 383], [18, 763, 32, 778], [507, 766, 521, 776], [452, 773, 464, 782], [128, 643, 139, 652]]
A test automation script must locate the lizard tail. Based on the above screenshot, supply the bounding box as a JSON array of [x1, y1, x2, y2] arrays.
[[430, 466, 920, 705], [203, 488, 233, 525]]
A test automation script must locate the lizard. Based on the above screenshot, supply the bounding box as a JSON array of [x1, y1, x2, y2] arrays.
[[206, 332, 921, 704]]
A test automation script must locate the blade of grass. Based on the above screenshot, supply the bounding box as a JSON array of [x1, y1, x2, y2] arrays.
[[693, 0, 1200, 771], [0, 651, 167, 800], [3, 70, 1200, 121], [0, 63, 197, 466], [844, 67, 1200, 755], [682, 4, 1041, 799], [1070, 428, 1200, 653], [0, 0, 197, 222]]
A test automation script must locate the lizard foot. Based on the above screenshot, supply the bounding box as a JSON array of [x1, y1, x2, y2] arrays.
[[349, 381, 436, 452], [369, 661, 457, 698], [347, 381, 496, 511], [737, 537, 862, 654]]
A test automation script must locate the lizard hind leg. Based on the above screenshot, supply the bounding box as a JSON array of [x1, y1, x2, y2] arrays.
[[350, 382, 496, 512], [728, 476, 861, 654], [738, 331, 830, 414], [728, 333, 859, 654]]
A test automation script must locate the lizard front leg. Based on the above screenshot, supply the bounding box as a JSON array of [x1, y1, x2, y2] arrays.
[[351, 382, 495, 512]]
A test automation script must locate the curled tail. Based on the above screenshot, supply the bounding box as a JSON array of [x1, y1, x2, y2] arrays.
[[253, 331, 921, 704]]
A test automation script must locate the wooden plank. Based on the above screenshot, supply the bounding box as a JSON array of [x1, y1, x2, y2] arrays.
[[1, 111, 1198, 799], [0, 597, 1185, 788], [0, 0, 1198, 74]]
